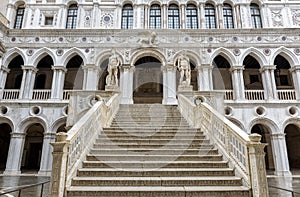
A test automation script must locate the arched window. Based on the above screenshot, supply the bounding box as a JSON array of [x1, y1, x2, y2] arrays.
[[150, 4, 161, 29], [223, 4, 234, 29], [168, 4, 180, 29], [66, 4, 78, 29], [186, 4, 198, 29], [250, 3, 262, 28], [121, 4, 133, 29], [14, 4, 25, 29], [205, 4, 216, 29]]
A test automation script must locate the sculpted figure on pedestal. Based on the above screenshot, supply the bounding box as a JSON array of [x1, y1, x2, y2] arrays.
[[106, 49, 121, 86], [175, 51, 191, 86]]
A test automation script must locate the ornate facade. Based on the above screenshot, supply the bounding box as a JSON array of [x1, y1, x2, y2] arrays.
[[0, 0, 299, 178]]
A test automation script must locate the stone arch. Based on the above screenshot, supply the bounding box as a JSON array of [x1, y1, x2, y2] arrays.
[[51, 117, 67, 133], [30, 48, 56, 67], [96, 49, 124, 67], [186, 1, 198, 6], [221, 0, 235, 7], [248, 117, 279, 134], [61, 48, 87, 67], [271, 47, 299, 67], [13, 1, 26, 7], [173, 50, 200, 66], [0, 117, 15, 132], [130, 49, 166, 67], [210, 48, 237, 66], [282, 118, 300, 130], [204, 0, 217, 6], [240, 48, 267, 67], [66, 0, 78, 7], [3, 48, 27, 68], [167, 1, 180, 6], [250, 0, 264, 7], [120, 0, 134, 6], [227, 117, 246, 131], [17, 116, 48, 133], [149, 1, 162, 6]]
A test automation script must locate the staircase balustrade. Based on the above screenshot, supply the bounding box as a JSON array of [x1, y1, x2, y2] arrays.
[[178, 94, 269, 197], [48, 93, 120, 197]]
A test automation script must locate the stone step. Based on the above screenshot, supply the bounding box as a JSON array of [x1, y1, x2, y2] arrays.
[[67, 186, 250, 197], [82, 160, 228, 168], [90, 148, 218, 154], [71, 176, 242, 187], [86, 154, 223, 161], [100, 133, 205, 138], [77, 168, 235, 177], [98, 135, 206, 140], [110, 123, 190, 127], [93, 143, 214, 149], [95, 138, 211, 144], [103, 128, 200, 132]]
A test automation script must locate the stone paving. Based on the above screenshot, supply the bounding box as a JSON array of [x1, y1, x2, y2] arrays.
[[0, 173, 299, 196]]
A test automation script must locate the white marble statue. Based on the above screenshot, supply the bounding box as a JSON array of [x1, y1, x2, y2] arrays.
[[175, 52, 191, 86], [106, 50, 121, 86]]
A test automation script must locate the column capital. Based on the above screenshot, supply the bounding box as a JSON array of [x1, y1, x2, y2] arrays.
[[289, 66, 300, 72], [230, 65, 245, 72], [259, 65, 276, 73], [22, 65, 38, 73], [0, 66, 10, 73], [121, 64, 135, 71], [52, 66, 67, 72], [82, 64, 101, 71], [197, 64, 213, 70], [270, 133, 286, 139], [44, 132, 58, 139], [11, 132, 26, 138], [162, 64, 177, 72]]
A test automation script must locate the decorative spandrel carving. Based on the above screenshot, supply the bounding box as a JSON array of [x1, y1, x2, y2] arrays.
[[271, 9, 283, 27], [292, 10, 300, 26]]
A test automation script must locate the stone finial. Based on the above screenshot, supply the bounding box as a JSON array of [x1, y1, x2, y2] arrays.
[[249, 133, 262, 143]]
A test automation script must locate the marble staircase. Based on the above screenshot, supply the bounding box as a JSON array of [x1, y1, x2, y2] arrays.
[[67, 104, 250, 197]]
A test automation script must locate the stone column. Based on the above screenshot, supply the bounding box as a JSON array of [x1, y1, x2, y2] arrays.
[[0, 66, 10, 99], [59, 5, 68, 29], [51, 66, 67, 100], [248, 134, 269, 197], [4, 132, 26, 175], [49, 133, 69, 197], [120, 64, 134, 104], [235, 4, 242, 28], [180, 4, 186, 29], [290, 66, 300, 100], [19, 66, 38, 99], [162, 64, 178, 105], [39, 132, 57, 176], [82, 64, 100, 91], [199, 3, 205, 28], [216, 4, 223, 29], [197, 64, 213, 91], [6, 4, 15, 29], [260, 65, 278, 100], [162, 4, 167, 29], [144, 5, 149, 29], [270, 133, 292, 176], [230, 65, 245, 100]]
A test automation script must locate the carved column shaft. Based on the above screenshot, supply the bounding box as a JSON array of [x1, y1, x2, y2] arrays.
[[120, 64, 134, 104], [199, 3, 205, 28], [290, 66, 300, 100], [0, 66, 10, 99], [83, 64, 100, 91], [248, 134, 269, 197], [162, 4, 167, 29], [197, 64, 213, 91], [180, 4, 186, 29], [162, 64, 178, 105], [51, 66, 67, 99], [20, 66, 38, 99], [230, 66, 245, 100], [260, 66, 278, 100], [39, 132, 57, 176]]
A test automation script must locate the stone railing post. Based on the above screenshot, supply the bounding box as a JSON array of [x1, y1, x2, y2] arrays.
[[49, 132, 69, 197], [248, 133, 269, 197]]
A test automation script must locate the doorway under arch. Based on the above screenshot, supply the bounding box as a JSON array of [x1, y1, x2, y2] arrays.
[[133, 56, 163, 104], [284, 124, 300, 170], [251, 124, 275, 171], [0, 123, 11, 170], [21, 124, 44, 172]]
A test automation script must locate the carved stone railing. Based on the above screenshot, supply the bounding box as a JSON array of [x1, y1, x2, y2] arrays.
[[32, 89, 51, 100], [49, 93, 120, 197], [178, 94, 269, 197], [1, 89, 20, 100], [277, 90, 296, 100], [224, 90, 234, 100], [245, 90, 265, 100], [62, 90, 71, 100], [0, 13, 9, 26]]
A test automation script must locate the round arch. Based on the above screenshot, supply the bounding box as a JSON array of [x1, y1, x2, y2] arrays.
[[0, 117, 15, 132], [130, 49, 166, 67], [240, 48, 267, 67], [2, 48, 27, 68], [227, 117, 246, 131], [17, 116, 48, 134], [50, 117, 67, 133], [173, 50, 201, 66], [204, 1, 217, 7], [186, 1, 198, 6], [248, 117, 279, 134], [149, 1, 162, 6], [95, 49, 124, 67]]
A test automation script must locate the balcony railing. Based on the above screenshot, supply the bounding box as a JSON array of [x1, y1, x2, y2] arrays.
[[2, 89, 20, 100], [32, 90, 51, 100], [63, 90, 71, 100], [224, 90, 234, 100], [245, 90, 265, 100], [277, 90, 296, 100]]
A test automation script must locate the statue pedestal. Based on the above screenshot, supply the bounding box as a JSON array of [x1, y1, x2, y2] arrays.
[[105, 85, 120, 91], [178, 85, 193, 92]]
